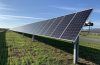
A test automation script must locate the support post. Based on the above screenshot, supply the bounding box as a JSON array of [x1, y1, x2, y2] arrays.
[[73, 36, 79, 64], [88, 26, 90, 34], [22, 33, 24, 37], [32, 35, 36, 41]]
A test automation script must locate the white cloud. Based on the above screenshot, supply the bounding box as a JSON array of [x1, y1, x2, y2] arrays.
[[0, 2, 13, 11], [93, 21, 100, 28], [0, 2, 46, 28], [0, 14, 45, 21], [0, 14, 45, 28], [0, 2, 45, 20], [94, 9, 100, 13], [50, 6, 84, 11], [51, 5, 100, 14], [0, 2, 6, 7]]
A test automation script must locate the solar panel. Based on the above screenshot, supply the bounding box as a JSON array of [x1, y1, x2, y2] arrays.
[[33, 20, 49, 35], [11, 22, 41, 34], [42, 18, 57, 35], [44, 16, 64, 36], [39, 18, 56, 35], [51, 13, 75, 38], [60, 9, 92, 41], [12, 25, 23, 32], [22, 23, 37, 34], [10, 9, 92, 42], [32, 22, 42, 34], [12, 23, 35, 34]]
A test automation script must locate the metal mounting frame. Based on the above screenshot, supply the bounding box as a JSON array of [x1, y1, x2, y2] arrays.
[[73, 36, 79, 64]]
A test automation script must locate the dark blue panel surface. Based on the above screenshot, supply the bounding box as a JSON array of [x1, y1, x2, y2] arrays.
[[33, 20, 49, 35], [45, 16, 64, 36], [51, 13, 75, 38], [60, 9, 92, 41], [39, 18, 56, 35]]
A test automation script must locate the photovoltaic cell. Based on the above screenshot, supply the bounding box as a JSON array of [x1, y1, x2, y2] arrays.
[[22, 23, 37, 34], [51, 13, 75, 38], [32, 22, 43, 34], [19, 22, 41, 34], [33, 20, 49, 35], [12, 25, 25, 32], [39, 18, 56, 35], [60, 9, 92, 41], [43, 18, 57, 35], [12, 23, 36, 34], [45, 16, 64, 36]]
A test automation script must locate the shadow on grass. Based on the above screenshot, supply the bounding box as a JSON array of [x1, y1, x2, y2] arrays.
[[16, 32, 32, 38], [0, 31, 8, 65], [79, 45, 100, 65], [34, 35, 100, 65]]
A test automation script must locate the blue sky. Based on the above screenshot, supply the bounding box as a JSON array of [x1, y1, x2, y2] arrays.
[[0, 0, 100, 28]]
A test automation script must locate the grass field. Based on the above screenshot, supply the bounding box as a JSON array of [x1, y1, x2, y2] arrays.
[[0, 31, 100, 65], [80, 33, 100, 39]]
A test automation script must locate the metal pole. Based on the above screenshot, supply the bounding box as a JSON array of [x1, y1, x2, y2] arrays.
[[88, 26, 90, 34], [32, 35, 36, 41], [73, 36, 79, 64], [23, 33, 24, 37], [32, 35, 34, 41]]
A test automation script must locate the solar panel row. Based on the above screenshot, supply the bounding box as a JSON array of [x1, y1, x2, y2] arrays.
[[10, 9, 92, 42]]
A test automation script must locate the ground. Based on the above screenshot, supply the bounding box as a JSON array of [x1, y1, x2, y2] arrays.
[[0, 31, 100, 65]]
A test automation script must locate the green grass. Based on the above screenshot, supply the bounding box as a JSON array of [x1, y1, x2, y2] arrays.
[[0, 31, 100, 65], [80, 33, 100, 39], [79, 41, 100, 65]]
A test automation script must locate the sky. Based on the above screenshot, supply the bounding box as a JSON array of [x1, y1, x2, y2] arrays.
[[0, 0, 100, 28]]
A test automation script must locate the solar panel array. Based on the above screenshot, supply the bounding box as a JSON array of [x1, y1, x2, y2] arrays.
[[10, 9, 92, 42]]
